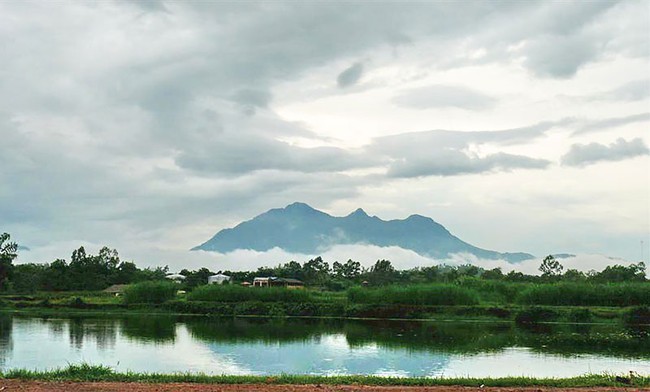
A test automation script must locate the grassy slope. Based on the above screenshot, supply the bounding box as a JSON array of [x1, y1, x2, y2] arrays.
[[2, 364, 648, 387]]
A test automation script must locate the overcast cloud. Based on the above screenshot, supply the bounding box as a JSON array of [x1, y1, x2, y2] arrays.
[[1, 1, 648, 270], [561, 138, 650, 167]]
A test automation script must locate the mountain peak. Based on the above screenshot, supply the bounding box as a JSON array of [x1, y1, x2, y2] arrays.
[[406, 214, 432, 222], [348, 208, 368, 217], [284, 202, 316, 211]]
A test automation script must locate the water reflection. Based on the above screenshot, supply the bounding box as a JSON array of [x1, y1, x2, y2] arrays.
[[0, 315, 12, 366], [0, 313, 647, 377]]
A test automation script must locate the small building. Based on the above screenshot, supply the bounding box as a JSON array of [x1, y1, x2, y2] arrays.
[[165, 273, 186, 283], [208, 273, 231, 285], [103, 284, 128, 296], [253, 277, 304, 289], [240, 282, 252, 287]]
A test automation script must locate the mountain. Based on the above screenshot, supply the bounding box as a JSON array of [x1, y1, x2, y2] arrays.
[[192, 202, 535, 263]]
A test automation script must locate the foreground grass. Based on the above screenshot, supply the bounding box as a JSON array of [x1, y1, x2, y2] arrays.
[[2, 364, 648, 387]]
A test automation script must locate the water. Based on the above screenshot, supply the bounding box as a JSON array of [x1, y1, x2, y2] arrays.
[[0, 313, 648, 377]]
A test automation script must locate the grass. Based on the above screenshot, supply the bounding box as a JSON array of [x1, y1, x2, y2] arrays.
[[188, 285, 312, 303], [123, 281, 178, 304], [1, 282, 648, 324], [517, 283, 650, 307], [348, 284, 480, 306], [1, 364, 648, 387]]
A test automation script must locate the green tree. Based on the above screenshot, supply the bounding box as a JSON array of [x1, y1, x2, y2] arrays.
[[333, 259, 361, 280], [68, 246, 121, 290], [482, 267, 504, 280], [276, 261, 303, 279], [181, 267, 214, 288], [563, 268, 586, 282], [0, 233, 18, 290], [302, 256, 330, 285], [591, 262, 646, 283], [367, 259, 397, 285], [539, 255, 563, 277]]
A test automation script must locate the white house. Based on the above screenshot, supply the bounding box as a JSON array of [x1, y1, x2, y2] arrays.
[[165, 273, 186, 283], [208, 273, 231, 285]]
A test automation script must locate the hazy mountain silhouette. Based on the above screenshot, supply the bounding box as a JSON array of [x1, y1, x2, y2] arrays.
[[192, 202, 534, 262]]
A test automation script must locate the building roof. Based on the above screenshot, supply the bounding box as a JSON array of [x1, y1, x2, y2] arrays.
[[165, 274, 186, 280], [253, 276, 303, 284]]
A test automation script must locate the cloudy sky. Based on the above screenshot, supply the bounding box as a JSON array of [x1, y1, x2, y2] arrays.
[[2, 1, 649, 272]]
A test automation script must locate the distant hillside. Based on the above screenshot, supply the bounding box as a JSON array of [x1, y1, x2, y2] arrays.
[[193, 202, 534, 263]]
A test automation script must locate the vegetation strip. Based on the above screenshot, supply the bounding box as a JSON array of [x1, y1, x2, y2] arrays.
[[2, 365, 649, 387]]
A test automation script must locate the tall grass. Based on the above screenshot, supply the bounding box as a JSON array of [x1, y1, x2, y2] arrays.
[[517, 283, 650, 307], [458, 278, 527, 304], [348, 284, 479, 306], [123, 281, 178, 304], [188, 284, 311, 303]]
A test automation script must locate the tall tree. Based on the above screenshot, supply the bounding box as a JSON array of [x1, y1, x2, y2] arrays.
[[367, 259, 397, 285], [539, 255, 563, 277], [0, 233, 18, 290], [333, 259, 361, 279]]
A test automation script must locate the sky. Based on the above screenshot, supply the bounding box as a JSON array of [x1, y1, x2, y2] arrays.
[[2, 1, 649, 273]]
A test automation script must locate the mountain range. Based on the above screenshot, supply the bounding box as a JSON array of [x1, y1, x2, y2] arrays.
[[192, 202, 534, 263]]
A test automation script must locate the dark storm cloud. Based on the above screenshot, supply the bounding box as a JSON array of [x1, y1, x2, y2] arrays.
[[337, 63, 364, 88], [561, 138, 650, 167], [392, 85, 496, 110]]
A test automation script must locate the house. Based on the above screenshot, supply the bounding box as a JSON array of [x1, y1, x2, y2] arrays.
[[253, 277, 304, 289], [103, 284, 128, 296], [165, 273, 186, 283], [208, 273, 231, 285]]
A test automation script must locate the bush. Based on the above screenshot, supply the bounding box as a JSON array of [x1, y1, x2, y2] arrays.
[[68, 297, 87, 309], [624, 306, 650, 325], [514, 307, 558, 325], [123, 281, 178, 304], [459, 278, 526, 304], [347, 284, 479, 306], [567, 308, 593, 324], [187, 284, 311, 303], [517, 283, 650, 307]]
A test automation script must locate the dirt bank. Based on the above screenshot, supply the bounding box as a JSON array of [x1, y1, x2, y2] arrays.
[[0, 381, 646, 392]]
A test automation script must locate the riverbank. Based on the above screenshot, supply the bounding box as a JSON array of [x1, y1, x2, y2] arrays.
[[1, 365, 648, 388], [0, 300, 644, 326], [0, 380, 646, 391]]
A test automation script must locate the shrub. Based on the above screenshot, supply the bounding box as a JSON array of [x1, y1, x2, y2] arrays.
[[459, 278, 526, 304], [567, 308, 593, 324], [123, 281, 178, 304], [187, 285, 311, 303], [347, 284, 479, 306], [624, 306, 650, 325], [68, 297, 86, 309], [514, 307, 558, 324], [517, 283, 650, 307]]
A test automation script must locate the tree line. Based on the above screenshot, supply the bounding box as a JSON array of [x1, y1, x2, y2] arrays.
[[0, 233, 646, 293]]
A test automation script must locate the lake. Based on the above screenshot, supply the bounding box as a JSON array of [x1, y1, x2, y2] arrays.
[[0, 313, 648, 377]]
